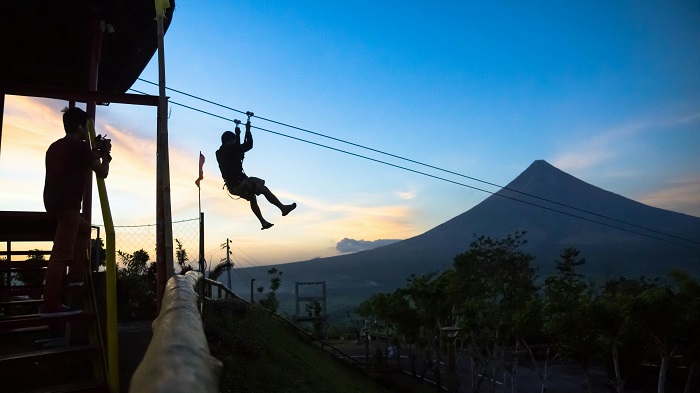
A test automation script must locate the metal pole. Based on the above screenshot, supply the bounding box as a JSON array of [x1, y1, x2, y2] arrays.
[[295, 282, 299, 317], [363, 320, 370, 374], [250, 278, 255, 304], [226, 238, 231, 289], [199, 212, 204, 273], [448, 339, 456, 393]]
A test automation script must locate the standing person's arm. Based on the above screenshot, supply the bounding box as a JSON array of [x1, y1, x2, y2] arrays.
[[89, 144, 111, 179]]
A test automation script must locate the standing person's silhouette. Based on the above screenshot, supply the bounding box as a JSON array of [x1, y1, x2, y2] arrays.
[[42, 107, 111, 316]]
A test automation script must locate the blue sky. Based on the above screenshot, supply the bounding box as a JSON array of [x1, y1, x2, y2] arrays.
[[1, 1, 699, 267]]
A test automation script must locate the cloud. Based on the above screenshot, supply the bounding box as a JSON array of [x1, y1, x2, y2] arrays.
[[638, 178, 700, 218], [396, 189, 416, 200], [292, 195, 419, 241], [0, 96, 422, 265], [551, 112, 700, 172], [336, 238, 401, 253], [552, 150, 614, 172], [0, 97, 67, 211], [551, 121, 644, 172]]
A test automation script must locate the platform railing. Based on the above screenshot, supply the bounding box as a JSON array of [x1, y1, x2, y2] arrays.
[[203, 277, 236, 300]]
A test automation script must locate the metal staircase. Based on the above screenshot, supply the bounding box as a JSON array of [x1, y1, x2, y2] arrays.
[[0, 211, 108, 393]]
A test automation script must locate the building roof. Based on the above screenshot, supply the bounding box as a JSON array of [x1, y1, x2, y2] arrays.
[[0, 0, 175, 93]]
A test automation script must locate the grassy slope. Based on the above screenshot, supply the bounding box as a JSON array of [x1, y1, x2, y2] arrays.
[[203, 298, 404, 393]]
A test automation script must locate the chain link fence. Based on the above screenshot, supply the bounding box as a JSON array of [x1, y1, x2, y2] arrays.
[[96, 217, 201, 272]]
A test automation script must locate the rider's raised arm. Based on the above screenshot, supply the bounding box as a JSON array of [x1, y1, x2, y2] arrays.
[[242, 120, 253, 152]]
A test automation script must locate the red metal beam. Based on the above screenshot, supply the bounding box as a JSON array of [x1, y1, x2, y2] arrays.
[[0, 83, 160, 106]]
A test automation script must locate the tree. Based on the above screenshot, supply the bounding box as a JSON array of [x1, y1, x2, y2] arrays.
[[632, 283, 682, 393], [258, 267, 282, 313], [208, 260, 233, 282], [91, 237, 106, 269], [448, 232, 538, 393], [305, 300, 324, 337], [356, 287, 423, 374], [594, 277, 651, 393], [543, 248, 597, 391], [667, 270, 700, 393], [117, 249, 156, 319], [175, 239, 194, 274], [16, 250, 46, 287], [404, 271, 455, 390]]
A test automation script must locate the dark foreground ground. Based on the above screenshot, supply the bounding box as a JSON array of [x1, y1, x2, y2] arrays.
[[116, 316, 690, 393], [118, 319, 153, 393]]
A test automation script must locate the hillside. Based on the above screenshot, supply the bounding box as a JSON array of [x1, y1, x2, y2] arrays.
[[202, 298, 432, 393]]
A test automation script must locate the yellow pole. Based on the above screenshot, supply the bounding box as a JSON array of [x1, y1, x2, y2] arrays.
[[87, 119, 119, 393]]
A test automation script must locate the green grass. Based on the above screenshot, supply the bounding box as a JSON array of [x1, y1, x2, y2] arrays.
[[202, 298, 434, 393]]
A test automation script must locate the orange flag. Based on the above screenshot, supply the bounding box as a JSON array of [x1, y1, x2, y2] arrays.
[[195, 152, 205, 188]]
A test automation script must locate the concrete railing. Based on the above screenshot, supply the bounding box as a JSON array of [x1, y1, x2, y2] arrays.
[[129, 271, 222, 393]]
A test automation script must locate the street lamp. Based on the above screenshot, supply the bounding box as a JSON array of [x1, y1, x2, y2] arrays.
[[250, 278, 256, 304], [441, 326, 461, 393], [363, 319, 371, 374]]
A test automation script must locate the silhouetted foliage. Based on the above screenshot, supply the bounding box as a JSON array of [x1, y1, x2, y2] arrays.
[[543, 247, 597, 389], [175, 239, 194, 274], [305, 300, 324, 337], [91, 237, 106, 268], [258, 267, 283, 313], [16, 250, 46, 287], [355, 232, 700, 393], [117, 249, 156, 319]]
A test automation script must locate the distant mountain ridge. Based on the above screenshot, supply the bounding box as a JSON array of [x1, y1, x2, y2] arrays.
[[233, 160, 700, 308]]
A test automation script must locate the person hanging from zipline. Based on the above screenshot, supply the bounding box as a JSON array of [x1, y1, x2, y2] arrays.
[[216, 112, 296, 230]]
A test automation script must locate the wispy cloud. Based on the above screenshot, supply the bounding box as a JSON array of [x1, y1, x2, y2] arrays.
[[1, 96, 422, 265], [552, 111, 700, 172], [0, 97, 66, 211], [396, 189, 417, 200], [551, 120, 646, 172], [638, 178, 700, 218]]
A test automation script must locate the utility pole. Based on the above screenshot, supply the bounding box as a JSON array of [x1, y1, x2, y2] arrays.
[[226, 238, 232, 290]]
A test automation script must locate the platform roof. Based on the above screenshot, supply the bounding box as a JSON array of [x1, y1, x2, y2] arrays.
[[0, 0, 175, 93]]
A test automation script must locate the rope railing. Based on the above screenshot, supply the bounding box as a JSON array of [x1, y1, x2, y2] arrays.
[[129, 271, 222, 393]]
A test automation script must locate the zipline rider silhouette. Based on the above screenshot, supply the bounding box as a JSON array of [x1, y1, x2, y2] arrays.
[[216, 112, 296, 230]]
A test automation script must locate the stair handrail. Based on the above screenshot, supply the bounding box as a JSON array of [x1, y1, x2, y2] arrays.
[[87, 119, 119, 392]]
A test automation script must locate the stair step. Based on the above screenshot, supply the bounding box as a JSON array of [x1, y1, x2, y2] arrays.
[[0, 299, 44, 307], [21, 380, 109, 393], [0, 313, 95, 332], [0, 285, 44, 297], [1, 285, 87, 298], [0, 344, 101, 367]]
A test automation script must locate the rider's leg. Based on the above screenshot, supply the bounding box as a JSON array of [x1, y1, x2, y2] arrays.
[[259, 185, 296, 216], [249, 195, 273, 229]]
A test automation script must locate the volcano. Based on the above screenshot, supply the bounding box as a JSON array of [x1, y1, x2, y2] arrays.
[[234, 160, 700, 303]]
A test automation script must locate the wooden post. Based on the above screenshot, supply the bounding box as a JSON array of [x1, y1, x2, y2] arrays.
[[155, 10, 175, 312], [0, 93, 4, 160]]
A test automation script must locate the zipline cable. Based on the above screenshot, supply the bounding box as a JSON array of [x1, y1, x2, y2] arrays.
[[128, 87, 700, 251], [135, 79, 699, 246]]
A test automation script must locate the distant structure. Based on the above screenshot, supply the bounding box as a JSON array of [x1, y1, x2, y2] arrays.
[[293, 281, 329, 340]]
